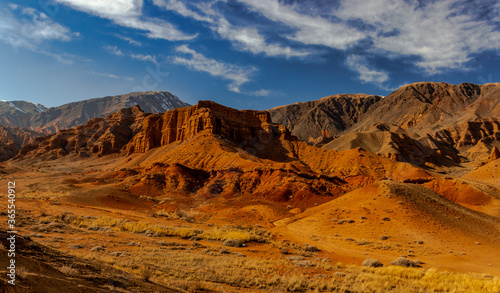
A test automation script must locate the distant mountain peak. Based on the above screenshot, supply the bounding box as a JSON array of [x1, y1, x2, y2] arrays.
[[0, 91, 190, 134]]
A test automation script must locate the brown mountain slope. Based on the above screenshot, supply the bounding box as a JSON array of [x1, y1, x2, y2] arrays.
[[0, 126, 41, 162], [269, 94, 381, 142], [0, 91, 189, 134], [464, 158, 500, 186], [317, 82, 500, 167], [322, 123, 460, 168], [0, 100, 48, 129], [350, 82, 485, 132], [29, 91, 189, 133], [432, 117, 500, 161]]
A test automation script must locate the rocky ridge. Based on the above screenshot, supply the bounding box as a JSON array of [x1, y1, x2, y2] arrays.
[[0, 91, 189, 134], [274, 82, 500, 168], [269, 94, 381, 142], [16, 106, 149, 160], [126, 100, 289, 155]]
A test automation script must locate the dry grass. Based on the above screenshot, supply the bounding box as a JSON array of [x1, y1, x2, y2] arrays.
[[54, 215, 270, 243], [16, 266, 29, 279], [59, 265, 79, 277], [69, 244, 500, 293], [201, 226, 268, 242], [140, 266, 153, 282], [50, 214, 499, 292]]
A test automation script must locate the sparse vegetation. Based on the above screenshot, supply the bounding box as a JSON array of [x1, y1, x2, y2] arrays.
[[362, 258, 383, 267], [140, 266, 153, 282], [59, 265, 79, 277], [70, 245, 500, 293], [54, 215, 270, 244], [16, 266, 29, 279]]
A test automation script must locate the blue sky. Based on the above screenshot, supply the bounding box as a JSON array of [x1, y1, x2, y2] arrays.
[[1, 0, 499, 110]]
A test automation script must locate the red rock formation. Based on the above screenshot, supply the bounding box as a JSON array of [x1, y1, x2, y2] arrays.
[[14, 101, 291, 161], [0, 126, 40, 161], [126, 101, 289, 155], [488, 146, 500, 162], [15, 106, 148, 160]]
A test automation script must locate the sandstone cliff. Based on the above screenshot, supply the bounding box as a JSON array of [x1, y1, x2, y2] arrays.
[[14, 101, 291, 161], [15, 106, 148, 160], [0, 126, 41, 161], [126, 100, 290, 155]]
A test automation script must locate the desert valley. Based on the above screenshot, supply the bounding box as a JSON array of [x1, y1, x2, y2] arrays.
[[1, 82, 500, 292]]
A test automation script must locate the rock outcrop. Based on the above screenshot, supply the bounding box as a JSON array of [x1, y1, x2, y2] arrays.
[[14, 101, 292, 161], [432, 118, 500, 148], [488, 146, 500, 162], [16, 106, 148, 160], [126, 100, 290, 155], [0, 126, 41, 161], [322, 123, 460, 167]]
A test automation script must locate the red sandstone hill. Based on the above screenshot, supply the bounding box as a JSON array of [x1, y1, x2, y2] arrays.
[[13, 100, 435, 207], [2, 86, 500, 286], [15, 106, 149, 160], [6, 97, 500, 280], [10, 97, 500, 216]]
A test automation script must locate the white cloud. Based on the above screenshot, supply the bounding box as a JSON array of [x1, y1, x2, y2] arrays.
[[131, 53, 157, 64], [247, 89, 270, 97], [494, 2, 500, 22], [37, 49, 77, 64], [237, 0, 365, 50], [1, 5, 77, 43], [114, 34, 142, 46], [173, 44, 257, 93], [336, 0, 500, 74], [153, 0, 213, 23], [154, 0, 309, 58], [214, 17, 309, 58], [55, 0, 196, 41], [103, 44, 157, 63], [346, 55, 388, 85], [104, 45, 123, 56], [90, 71, 134, 81], [0, 4, 79, 63]]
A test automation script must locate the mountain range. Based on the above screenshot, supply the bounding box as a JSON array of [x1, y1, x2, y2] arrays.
[[0, 91, 189, 162], [270, 82, 500, 168], [0, 91, 189, 133], [1, 81, 500, 292]]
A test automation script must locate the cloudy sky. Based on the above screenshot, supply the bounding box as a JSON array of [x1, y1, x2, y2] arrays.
[[1, 0, 499, 109]]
